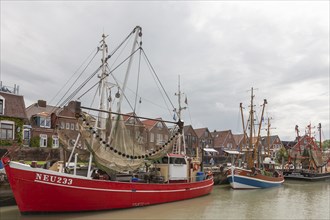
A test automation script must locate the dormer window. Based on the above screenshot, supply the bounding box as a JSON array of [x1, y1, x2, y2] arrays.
[[39, 116, 51, 128], [156, 122, 163, 129], [34, 115, 51, 128]]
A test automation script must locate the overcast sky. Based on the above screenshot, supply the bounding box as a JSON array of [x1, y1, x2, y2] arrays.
[[1, 1, 329, 141]]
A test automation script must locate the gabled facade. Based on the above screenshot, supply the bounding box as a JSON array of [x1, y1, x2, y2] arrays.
[[26, 100, 59, 148], [55, 101, 82, 149], [0, 90, 28, 146], [123, 113, 148, 150], [183, 125, 198, 157], [194, 127, 213, 149], [232, 133, 248, 151], [212, 130, 236, 154], [142, 118, 169, 151], [261, 135, 283, 157]]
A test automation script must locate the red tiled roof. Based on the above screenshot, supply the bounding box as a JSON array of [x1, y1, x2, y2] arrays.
[[213, 130, 231, 146], [141, 118, 162, 130], [233, 134, 245, 145], [194, 127, 209, 138]]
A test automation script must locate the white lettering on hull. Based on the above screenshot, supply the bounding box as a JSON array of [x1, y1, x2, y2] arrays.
[[35, 173, 73, 185]]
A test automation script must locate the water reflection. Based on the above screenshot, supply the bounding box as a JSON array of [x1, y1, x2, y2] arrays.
[[1, 181, 329, 220]]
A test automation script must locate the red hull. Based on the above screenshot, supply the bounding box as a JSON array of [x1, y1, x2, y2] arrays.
[[2, 157, 213, 213]]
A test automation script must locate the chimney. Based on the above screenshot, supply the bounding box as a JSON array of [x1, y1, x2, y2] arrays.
[[37, 100, 47, 107]]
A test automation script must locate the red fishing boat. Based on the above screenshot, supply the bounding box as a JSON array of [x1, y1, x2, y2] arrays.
[[2, 26, 213, 213], [2, 155, 213, 213]]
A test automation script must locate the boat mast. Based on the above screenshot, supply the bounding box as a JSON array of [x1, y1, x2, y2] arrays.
[[98, 33, 110, 141], [109, 26, 142, 141], [318, 123, 322, 150], [267, 118, 271, 157], [116, 26, 142, 113], [254, 99, 267, 168], [247, 87, 255, 169], [174, 75, 187, 155], [239, 102, 246, 152]]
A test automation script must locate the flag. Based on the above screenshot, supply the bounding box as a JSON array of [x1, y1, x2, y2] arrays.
[[173, 113, 176, 121], [184, 96, 188, 105]]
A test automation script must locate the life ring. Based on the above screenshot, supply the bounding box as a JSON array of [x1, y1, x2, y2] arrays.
[[193, 163, 199, 171]]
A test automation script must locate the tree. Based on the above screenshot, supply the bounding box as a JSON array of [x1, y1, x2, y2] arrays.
[[322, 139, 330, 151], [276, 146, 288, 163]]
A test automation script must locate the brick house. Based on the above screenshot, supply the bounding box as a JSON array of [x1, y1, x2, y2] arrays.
[[212, 130, 237, 155], [194, 128, 213, 163], [123, 113, 148, 150], [0, 89, 28, 147], [232, 133, 248, 151], [26, 100, 81, 149], [141, 118, 169, 152], [26, 100, 61, 148], [183, 125, 198, 157], [260, 135, 283, 158]]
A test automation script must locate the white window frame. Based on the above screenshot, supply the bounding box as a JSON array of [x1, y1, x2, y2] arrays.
[[157, 133, 163, 143], [150, 133, 154, 142], [70, 123, 75, 130], [40, 134, 47, 147], [157, 122, 163, 129], [66, 123, 70, 130], [52, 135, 59, 148], [0, 120, 15, 140], [60, 122, 65, 129], [39, 116, 51, 128]]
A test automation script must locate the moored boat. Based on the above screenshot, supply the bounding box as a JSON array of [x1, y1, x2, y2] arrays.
[[282, 123, 330, 181], [227, 88, 284, 189], [1, 26, 213, 213], [1, 155, 213, 213], [227, 166, 284, 189]]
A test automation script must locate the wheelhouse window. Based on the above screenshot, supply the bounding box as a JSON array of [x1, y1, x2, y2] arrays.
[[0, 122, 14, 139]]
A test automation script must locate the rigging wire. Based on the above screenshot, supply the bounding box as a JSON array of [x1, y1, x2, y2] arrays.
[[49, 47, 99, 106], [76, 47, 140, 103], [59, 65, 102, 107], [133, 49, 142, 113], [55, 51, 101, 109], [141, 48, 175, 118]]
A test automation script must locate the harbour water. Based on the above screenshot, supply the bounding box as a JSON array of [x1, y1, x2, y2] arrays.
[[0, 180, 329, 220]]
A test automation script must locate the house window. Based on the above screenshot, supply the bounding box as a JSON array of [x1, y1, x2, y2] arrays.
[[39, 117, 51, 128], [71, 123, 75, 130], [150, 133, 154, 142], [157, 122, 163, 129], [157, 133, 163, 145], [23, 129, 30, 140], [60, 122, 65, 129], [0, 99, 4, 115], [52, 135, 59, 148], [40, 134, 47, 147], [75, 123, 79, 130], [135, 131, 140, 139], [0, 122, 14, 139], [66, 123, 70, 130]]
